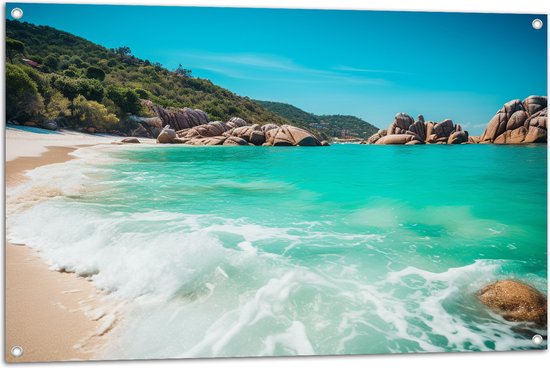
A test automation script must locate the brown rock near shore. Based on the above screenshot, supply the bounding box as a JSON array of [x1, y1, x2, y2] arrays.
[[121, 137, 140, 144], [146, 101, 324, 146], [157, 126, 177, 144], [478, 280, 547, 326]]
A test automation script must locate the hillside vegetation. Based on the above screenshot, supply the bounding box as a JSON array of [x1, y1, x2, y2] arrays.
[[5, 20, 291, 134], [255, 100, 378, 139]]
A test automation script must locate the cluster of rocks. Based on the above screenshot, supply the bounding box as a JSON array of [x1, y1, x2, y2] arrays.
[[365, 96, 547, 145], [141, 100, 210, 131], [478, 280, 547, 327], [478, 96, 547, 144], [140, 100, 326, 146], [156, 118, 327, 146], [364, 113, 469, 145]]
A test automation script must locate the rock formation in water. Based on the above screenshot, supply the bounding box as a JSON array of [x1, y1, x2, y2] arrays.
[[478, 280, 547, 326], [364, 113, 469, 145], [478, 96, 547, 144], [146, 101, 325, 146], [365, 96, 547, 145]]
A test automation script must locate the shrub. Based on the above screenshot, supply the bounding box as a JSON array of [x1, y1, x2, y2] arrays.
[[44, 91, 70, 120], [85, 66, 106, 81], [71, 95, 118, 130]]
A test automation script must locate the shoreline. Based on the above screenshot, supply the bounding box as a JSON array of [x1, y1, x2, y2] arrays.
[[5, 144, 117, 362]]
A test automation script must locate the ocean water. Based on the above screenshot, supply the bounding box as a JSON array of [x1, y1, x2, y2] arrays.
[[6, 144, 548, 358]]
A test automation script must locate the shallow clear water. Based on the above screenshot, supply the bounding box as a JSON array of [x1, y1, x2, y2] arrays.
[[7, 144, 548, 358]]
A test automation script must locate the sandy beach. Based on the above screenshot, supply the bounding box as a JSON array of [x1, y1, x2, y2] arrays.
[[4, 127, 127, 362]]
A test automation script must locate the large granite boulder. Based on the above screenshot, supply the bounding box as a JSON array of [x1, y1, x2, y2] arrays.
[[223, 124, 267, 146], [478, 280, 547, 326], [364, 129, 387, 144], [226, 117, 248, 128], [157, 125, 177, 144], [264, 125, 323, 146], [480, 97, 547, 144], [448, 131, 469, 144], [375, 134, 420, 145], [223, 136, 249, 146]]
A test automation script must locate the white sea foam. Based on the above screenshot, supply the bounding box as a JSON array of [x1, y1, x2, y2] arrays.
[[6, 146, 546, 359]]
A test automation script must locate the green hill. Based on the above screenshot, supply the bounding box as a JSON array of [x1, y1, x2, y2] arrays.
[[5, 19, 291, 133], [255, 100, 379, 139]]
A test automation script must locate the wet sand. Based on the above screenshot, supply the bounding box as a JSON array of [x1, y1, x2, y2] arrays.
[[5, 136, 117, 362]]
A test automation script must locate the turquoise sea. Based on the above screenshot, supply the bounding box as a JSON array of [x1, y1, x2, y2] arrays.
[[7, 144, 548, 358]]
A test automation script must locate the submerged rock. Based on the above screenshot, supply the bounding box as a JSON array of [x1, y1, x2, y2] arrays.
[[478, 280, 547, 326]]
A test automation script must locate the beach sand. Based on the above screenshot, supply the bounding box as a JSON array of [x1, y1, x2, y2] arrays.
[[4, 127, 124, 362]]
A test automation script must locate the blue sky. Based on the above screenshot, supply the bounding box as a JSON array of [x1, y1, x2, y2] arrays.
[[6, 3, 548, 133]]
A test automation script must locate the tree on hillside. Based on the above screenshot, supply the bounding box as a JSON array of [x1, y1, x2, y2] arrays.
[[113, 46, 132, 62], [6, 64, 43, 121], [106, 85, 142, 116], [53, 76, 80, 101], [44, 54, 59, 71], [174, 64, 193, 78], [6, 38, 25, 62]]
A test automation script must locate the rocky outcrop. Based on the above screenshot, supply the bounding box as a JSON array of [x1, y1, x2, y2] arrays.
[[478, 280, 547, 326], [126, 115, 164, 139], [364, 96, 547, 145], [156, 118, 323, 147], [142, 100, 324, 147], [479, 96, 547, 144], [265, 125, 322, 146], [142, 99, 209, 131], [365, 113, 467, 145]]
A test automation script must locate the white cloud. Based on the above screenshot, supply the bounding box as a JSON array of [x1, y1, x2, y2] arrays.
[[166, 50, 391, 85]]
